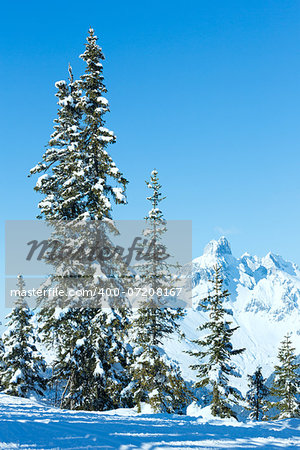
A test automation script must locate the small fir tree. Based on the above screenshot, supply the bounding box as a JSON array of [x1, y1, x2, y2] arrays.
[[131, 169, 191, 413], [246, 367, 269, 420], [1, 276, 46, 397], [270, 334, 300, 419], [187, 265, 245, 419]]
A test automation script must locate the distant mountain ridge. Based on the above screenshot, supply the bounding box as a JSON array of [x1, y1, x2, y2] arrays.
[[192, 236, 300, 318], [164, 237, 300, 392]]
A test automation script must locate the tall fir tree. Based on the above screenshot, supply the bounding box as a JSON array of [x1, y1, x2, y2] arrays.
[[131, 169, 191, 413], [187, 266, 245, 419], [270, 334, 300, 419], [246, 367, 269, 420], [29, 29, 131, 410], [0, 276, 46, 398]]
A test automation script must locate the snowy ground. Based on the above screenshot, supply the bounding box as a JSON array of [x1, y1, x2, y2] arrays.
[[0, 394, 299, 449]]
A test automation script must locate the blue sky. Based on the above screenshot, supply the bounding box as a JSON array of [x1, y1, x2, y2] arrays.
[[1, 0, 300, 265]]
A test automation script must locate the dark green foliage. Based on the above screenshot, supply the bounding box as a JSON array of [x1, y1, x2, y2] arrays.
[[49, 307, 133, 411], [131, 170, 191, 413], [187, 266, 245, 419], [1, 276, 46, 398], [30, 28, 128, 221], [270, 334, 300, 419], [29, 28, 131, 410], [246, 367, 269, 420]]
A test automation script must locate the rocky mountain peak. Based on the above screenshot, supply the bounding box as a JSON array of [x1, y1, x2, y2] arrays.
[[203, 236, 232, 257]]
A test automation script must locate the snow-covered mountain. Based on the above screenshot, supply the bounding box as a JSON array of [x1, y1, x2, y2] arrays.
[[164, 237, 300, 393]]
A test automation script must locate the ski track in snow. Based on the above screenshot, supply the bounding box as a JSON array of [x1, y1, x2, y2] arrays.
[[0, 394, 299, 449]]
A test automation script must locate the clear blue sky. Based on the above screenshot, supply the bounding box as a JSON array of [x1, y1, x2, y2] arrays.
[[1, 0, 300, 264]]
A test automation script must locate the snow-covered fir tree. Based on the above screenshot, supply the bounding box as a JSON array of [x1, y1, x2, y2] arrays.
[[1, 276, 46, 398], [35, 226, 132, 410], [30, 65, 83, 219], [30, 29, 127, 220], [270, 334, 300, 419], [131, 169, 191, 413], [246, 367, 269, 421], [29, 28, 131, 410], [47, 305, 133, 411], [77, 28, 127, 219], [187, 265, 245, 419]]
